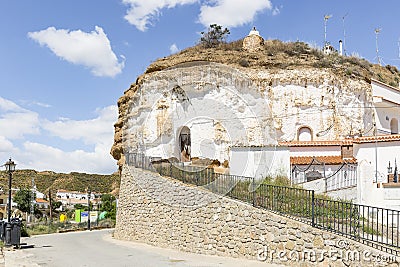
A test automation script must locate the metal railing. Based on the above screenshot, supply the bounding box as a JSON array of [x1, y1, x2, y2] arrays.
[[126, 152, 400, 255], [291, 158, 357, 192]]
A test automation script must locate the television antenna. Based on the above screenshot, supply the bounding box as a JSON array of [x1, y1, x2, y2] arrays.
[[375, 28, 382, 65], [342, 13, 348, 56], [324, 14, 332, 45], [398, 38, 400, 58]]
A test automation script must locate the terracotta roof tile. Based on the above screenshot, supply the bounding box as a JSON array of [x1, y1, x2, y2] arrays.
[[280, 140, 347, 147], [35, 198, 49, 203], [291, 156, 357, 165], [353, 134, 400, 143]]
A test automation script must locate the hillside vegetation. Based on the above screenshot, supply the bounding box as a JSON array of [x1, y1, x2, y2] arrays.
[[146, 39, 400, 87], [0, 170, 120, 196]]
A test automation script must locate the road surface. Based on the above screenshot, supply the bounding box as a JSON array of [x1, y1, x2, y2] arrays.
[[4, 229, 281, 267]]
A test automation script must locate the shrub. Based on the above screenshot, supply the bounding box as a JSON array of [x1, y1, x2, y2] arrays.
[[200, 24, 230, 48], [238, 59, 249, 67]]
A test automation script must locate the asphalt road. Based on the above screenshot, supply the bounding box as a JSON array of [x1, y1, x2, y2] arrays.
[[4, 229, 281, 267]]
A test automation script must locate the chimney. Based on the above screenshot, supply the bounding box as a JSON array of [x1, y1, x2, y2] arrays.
[[339, 40, 343, 56]]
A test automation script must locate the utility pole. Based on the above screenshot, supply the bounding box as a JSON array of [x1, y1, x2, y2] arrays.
[[49, 189, 52, 224], [375, 123, 378, 183], [30, 177, 35, 222], [87, 189, 91, 231]]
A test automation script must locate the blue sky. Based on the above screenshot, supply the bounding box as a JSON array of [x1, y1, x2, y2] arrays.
[[0, 1, 399, 174]]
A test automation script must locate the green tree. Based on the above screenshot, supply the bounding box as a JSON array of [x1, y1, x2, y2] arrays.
[[74, 204, 86, 210], [13, 188, 34, 213], [51, 201, 62, 211], [100, 194, 116, 220], [200, 24, 230, 48]]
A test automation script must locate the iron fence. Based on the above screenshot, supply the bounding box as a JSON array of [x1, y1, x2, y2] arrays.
[[291, 157, 357, 192], [126, 152, 400, 254]]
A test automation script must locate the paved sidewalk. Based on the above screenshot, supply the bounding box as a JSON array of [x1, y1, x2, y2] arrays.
[[3, 230, 283, 267], [104, 234, 283, 267]]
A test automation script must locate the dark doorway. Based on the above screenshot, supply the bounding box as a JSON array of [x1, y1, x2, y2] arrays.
[[179, 126, 191, 162]]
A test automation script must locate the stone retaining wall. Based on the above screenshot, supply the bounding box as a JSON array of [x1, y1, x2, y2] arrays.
[[115, 166, 399, 266]]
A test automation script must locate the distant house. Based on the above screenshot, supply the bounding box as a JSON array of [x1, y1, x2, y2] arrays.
[[35, 198, 50, 210], [56, 189, 98, 208], [56, 190, 94, 202]]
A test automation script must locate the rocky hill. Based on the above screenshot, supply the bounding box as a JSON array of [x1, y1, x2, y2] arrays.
[[111, 37, 400, 167], [0, 170, 120, 196]]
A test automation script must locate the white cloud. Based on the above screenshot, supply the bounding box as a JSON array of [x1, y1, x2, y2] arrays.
[[122, 0, 197, 31], [0, 97, 24, 112], [32, 102, 52, 108], [43, 106, 117, 146], [20, 142, 116, 174], [28, 26, 124, 77], [0, 98, 118, 174], [0, 97, 40, 139], [272, 5, 282, 16], [170, 43, 179, 54], [122, 0, 273, 31], [198, 0, 272, 28], [0, 136, 14, 152]]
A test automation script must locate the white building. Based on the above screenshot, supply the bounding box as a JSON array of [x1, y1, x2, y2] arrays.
[[372, 79, 400, 135], [56, 189, 95, 205], [230, 145, 290, 179]]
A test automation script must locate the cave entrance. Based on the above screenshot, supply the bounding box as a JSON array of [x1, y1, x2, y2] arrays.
[[179, 126, 191, 162]]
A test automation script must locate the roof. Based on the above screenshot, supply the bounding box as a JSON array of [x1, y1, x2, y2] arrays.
[[291, 156, 357, 165], [279, 140, 347, 147], [371, 78, 400, 92], [280, 135, 400, 146], [232, 135, 400, 149], [353, 134, 400, 144], [57, 189, 93, 195], [35, 198, 49, 204]]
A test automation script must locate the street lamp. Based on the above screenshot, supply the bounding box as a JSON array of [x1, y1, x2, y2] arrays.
[[87, 189, 91, 231], [4, 158, 16, 246]]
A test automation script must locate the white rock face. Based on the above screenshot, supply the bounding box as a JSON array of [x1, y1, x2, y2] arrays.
[[122, 62, 373, 164]]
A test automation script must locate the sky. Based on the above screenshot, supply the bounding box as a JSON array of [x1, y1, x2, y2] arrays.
[[0, 1, 399, 174]]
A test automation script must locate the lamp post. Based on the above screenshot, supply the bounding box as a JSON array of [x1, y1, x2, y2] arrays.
[[87, 189, 91, 231], [4, 158, 16, 246]]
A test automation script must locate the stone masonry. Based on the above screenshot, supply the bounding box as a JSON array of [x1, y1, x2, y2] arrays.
[[115, 166, 399, 266]]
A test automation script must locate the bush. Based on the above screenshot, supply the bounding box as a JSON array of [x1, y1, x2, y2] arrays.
[[200, 24, 230, 48], [238, 59, 249, 67], [21, 223, 29, 237]]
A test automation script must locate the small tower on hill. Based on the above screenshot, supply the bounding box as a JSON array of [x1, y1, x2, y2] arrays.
[[243, 27, 264, 52]]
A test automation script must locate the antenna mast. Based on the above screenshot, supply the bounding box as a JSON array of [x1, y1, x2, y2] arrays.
[[324, 14, 332, 45], [375, 28, 382, 65], [342, 13, 348, 56], [398, 38, 400, 59]]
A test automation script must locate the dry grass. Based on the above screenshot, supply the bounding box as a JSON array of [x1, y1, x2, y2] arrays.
[[145, 38, 400, 87]]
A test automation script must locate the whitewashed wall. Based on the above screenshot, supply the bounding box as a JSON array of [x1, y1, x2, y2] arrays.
[[372, 79, 400, 134], [289, 145, 341, 157], [353, 140, 400, 183], [229, 146, 290, 179], [356, 151, 400, 211]]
